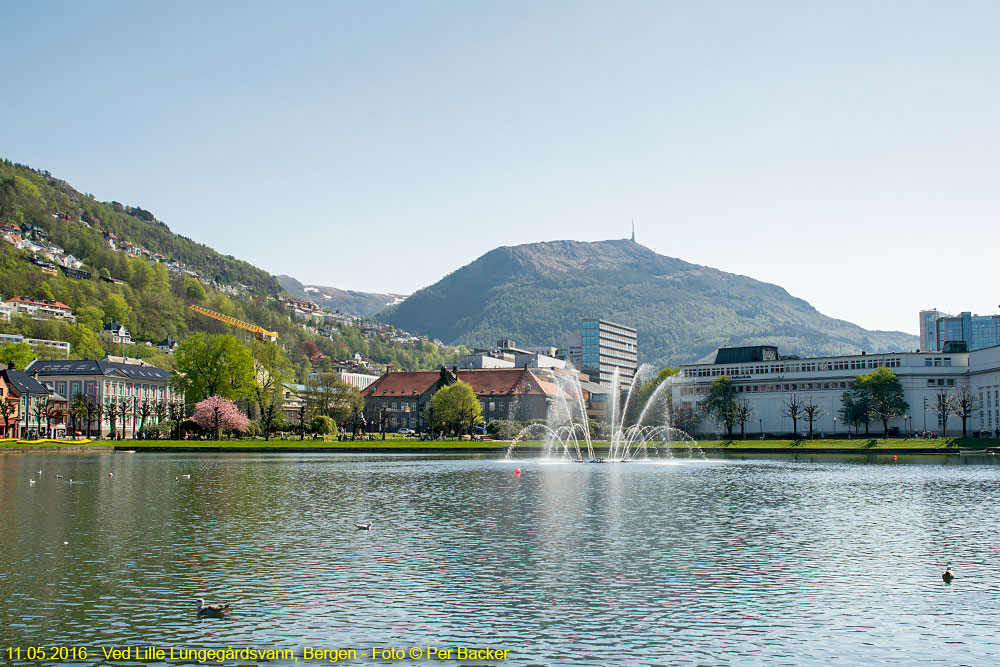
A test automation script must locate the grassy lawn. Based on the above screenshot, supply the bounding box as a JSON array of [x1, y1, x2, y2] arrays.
[[5, 436, 996, 452], [680, 437, 990, 450]]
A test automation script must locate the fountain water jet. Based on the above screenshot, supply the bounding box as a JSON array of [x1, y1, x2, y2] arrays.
[[505, 366, 701, 461]]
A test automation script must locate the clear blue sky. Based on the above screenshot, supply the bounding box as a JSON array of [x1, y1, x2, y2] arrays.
[[3, 1, 999, 335]]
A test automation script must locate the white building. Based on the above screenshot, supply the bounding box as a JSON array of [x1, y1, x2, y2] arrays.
[[460, 340, 567, 370], [99, 323, 132, 346], [0, 301, 12, 322], [4, 296, 76, 322], [0, 333, 71, 356], [672, 345, 1000, 437], [305, 369, 379, 391]]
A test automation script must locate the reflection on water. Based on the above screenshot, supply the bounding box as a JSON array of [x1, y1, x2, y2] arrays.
[[2, 452, 1000, 666]]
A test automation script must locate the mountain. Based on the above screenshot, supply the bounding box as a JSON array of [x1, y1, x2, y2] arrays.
[[379, 239, 918, 368], [276, 275, 405, 318]]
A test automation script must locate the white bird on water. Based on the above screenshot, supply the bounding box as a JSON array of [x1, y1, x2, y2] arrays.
[[354, 522, 373, 530], [29, 480, 36, 485], [195, 598, 230, 616]]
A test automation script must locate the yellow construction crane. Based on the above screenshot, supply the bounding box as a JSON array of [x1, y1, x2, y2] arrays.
[[187, 304, 278, 342]]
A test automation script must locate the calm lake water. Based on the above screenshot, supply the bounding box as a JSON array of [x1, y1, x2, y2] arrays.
[[2, 451, 1000, 666]]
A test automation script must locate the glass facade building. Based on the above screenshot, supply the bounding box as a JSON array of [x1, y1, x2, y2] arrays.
[[580, 318, 638, 390], [920, 310, 1000, 352]]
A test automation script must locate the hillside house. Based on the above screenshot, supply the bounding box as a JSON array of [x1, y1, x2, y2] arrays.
[[4, 297, 76, 322], [99, 323, 132, 346]]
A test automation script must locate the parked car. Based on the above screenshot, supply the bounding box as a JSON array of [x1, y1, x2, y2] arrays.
[[397, 428, 415, 435]]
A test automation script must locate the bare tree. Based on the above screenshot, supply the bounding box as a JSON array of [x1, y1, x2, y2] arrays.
[[0, 396, 17, 438], [154, 400, 167, 428], [949, 388, 980, 438], [93, 400, 105, 439], [119, 398, 132, 440], [31, 398, 48, 438], [106, 398, 119, 440], [84, 398, 96, 438], [137, 398, 153, 437], [670, 403, 702, 435], [168, 399, 185, 440], [803, 399, 827, 438], [45, 398, 61, 438], [934, 392, 955, 436], [734, 399, 754, 439], [781, 394, 804, 436]]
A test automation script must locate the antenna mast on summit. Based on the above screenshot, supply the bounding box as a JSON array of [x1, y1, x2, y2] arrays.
[[631, 219, 635, 242]]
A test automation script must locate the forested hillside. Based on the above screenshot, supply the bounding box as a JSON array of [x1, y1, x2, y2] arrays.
[[0, 159, 460, 376]]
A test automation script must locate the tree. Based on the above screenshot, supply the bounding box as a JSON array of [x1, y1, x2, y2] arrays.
[[168, 399, 185, 440], [137, 398, 153, 435], [0, 342, 35, 370], [251, 341, 292, 441], [304, 373, 364, 423], [430, 381, 482, 434], [803, 399, 826, 438], [857, 368, 909, 438], [950, 388, 980, 438], [435, 366, 455, 391], [734, 398, 754, 439], [70, 394, 88, 438], [839, 385, 871, 435], [172, 333, 255, 402], [118, 398, 132, 440], [76, 305, 105, 332], [45, 398, 61, 438], [93, 400, 106, 439], [933, 392, 955, 436], [670, 403, 702, 435], [30, 398, 47, 438], [84, 397, 96, 438], [103, 293, 131, 327], [0, 395, 17, 438], [702, 375, 738, 436], [106, 398, 119, 439], [191, 395, 249, 439], [310, 415, 336, 435], [782, 394, 805, 436], [624, 367, 678, 426]]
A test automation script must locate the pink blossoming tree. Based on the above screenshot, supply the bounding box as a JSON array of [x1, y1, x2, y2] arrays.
[[192, 395, 249, 440]]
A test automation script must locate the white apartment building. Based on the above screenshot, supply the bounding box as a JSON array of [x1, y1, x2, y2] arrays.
[[672, 345, 1000, 437], [305, 369, 379, 391], [0, 333, 71, 356], [4, 296, 76, 322]]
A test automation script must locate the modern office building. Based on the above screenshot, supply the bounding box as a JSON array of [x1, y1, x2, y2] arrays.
[[920, 309, 1000, 352], [672, 345, 1000, 437], [580, 319, 638, 390]]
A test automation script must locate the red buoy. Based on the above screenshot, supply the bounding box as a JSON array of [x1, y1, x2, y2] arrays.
[[515, 468, 521, 476]]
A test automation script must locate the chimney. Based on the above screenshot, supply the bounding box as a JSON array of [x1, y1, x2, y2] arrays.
[[6, 361, 13, 370]]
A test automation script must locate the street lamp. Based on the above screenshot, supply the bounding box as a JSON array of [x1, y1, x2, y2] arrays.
[[759, 417, 763, 438], [833, 416, 837, 435]]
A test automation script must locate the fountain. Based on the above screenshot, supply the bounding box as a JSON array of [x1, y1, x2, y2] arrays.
[[505, 365, 701, 461]]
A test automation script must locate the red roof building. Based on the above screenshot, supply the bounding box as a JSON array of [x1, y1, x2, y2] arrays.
[[361, 367, 578, 432]]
